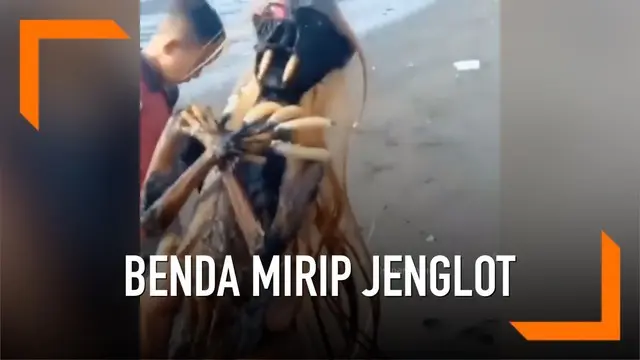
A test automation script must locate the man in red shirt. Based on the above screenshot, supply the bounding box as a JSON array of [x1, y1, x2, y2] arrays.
[[140, 0, 226, 188], [139, 1, 226, 356], [140, 0, 225, 240]]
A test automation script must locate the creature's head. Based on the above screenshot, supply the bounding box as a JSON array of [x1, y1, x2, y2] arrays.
[[213, 0, 368, 193], [247, 0, 366, 106]]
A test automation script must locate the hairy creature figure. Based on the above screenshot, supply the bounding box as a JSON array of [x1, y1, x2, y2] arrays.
[[139, 1, 379, 358]]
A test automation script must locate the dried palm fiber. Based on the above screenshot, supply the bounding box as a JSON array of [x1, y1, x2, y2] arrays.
[[152, 0, 379, 358]]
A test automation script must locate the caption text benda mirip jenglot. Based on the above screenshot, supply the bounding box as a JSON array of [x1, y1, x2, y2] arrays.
[[125, 254, 516, 297]]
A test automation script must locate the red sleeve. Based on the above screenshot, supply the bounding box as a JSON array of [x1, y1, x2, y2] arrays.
[[139, 81, 171, 187]]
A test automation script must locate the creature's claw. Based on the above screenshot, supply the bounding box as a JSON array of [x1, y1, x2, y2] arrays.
[[257, 49, 273, 81], [266, 105, 305, 124], [270, 141, 331, 162], [274, 116, 334, 131], [217, 104, 335, 163], [178, 102, 334, 166], [243, 101, 281, 124], [282, 54, 299, 84]]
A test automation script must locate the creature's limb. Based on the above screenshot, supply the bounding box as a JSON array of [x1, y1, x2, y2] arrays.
[[141, 148, 222, 238], [142, 167, 235, 359], [141, 105, 215, 185], [230, 160, 324, 358], [260, 160, 324, 262], [140, 105, 227, 237], [141, 100, 330, 241], [139, 108, 228, 359]]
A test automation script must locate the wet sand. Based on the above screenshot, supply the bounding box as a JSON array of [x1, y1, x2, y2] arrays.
[[192, 0, 501, 355], [348, 0, 501, 355]]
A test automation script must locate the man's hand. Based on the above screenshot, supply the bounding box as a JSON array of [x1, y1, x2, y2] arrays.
[[176, 104, 221, 150]]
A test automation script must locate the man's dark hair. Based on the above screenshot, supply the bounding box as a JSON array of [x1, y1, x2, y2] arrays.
[[168, 0, 225, 45]]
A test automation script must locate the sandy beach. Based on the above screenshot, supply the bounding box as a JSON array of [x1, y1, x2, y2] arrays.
[[349, 1, 500, 355], [188, 0, 500, 355]]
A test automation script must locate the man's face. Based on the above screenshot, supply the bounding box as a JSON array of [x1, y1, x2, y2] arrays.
[[162, 37, 224, 84]]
